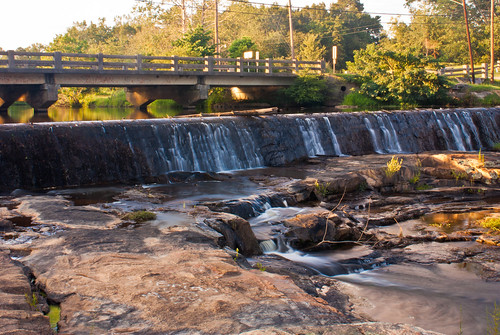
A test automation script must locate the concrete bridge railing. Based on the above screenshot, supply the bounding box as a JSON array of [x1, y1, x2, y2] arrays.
[[0, 51, 325, 75], [0, 51, 325, 111]]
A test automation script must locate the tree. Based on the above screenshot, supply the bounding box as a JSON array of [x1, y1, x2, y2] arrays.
[[298, 33, 326, 61], [347, 44, 450, 106], [172, 25, 215, 57], [227, 37, 257, 58]]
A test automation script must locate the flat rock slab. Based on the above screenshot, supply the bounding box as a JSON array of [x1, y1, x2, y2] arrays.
[[0, 250, 52, 335]]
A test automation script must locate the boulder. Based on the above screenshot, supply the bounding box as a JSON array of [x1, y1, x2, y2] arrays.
[[205, 213, 262, 256], [284, 212, 360, 250]]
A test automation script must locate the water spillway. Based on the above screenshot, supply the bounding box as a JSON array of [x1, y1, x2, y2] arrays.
[[0, 108, 499, 191]]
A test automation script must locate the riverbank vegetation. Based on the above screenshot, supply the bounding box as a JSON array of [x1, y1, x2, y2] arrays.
[[4, 0, 500, 109]]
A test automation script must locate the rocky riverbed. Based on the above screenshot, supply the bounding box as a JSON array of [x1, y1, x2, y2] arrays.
[[1, 152, 499, 334]]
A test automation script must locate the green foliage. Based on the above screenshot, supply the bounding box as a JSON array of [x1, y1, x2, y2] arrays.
[[493, 143, 500, 152], [480, 217, 500, 232], [122, 211, 157, 223], [480, 93, 500, 107], [173, 25, 215, 57], [314, 180, 331, 197], [347, 44, 450, 107], [88, 89, 132, 108], [206, 87, 233, 112], [228, 37, 257, 58], [451, 170, 468, 182], [416, 184, 433, 190], [283, 73, 328, 106], [255, 262, 267, 272], [298, 33, 326, 61], [342, 91, 379, 108], [25, 293, 38, 309], [385, 155, 403, 178]]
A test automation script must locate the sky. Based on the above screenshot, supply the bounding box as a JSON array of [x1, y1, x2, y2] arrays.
[[0, 0, 410, 51]]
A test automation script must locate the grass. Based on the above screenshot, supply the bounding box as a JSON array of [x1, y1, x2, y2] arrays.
[[342, 91, 380, 108], [122, 211, 157, 223], [385, 155, 403, 178], [493, 143, 500, 152]]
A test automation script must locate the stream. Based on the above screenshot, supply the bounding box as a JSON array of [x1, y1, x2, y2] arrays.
[[37, 171, 500, 335]]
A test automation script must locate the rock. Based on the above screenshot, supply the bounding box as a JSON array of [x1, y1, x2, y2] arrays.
[[283, 212, 360, 250], [0, 250, 52, 335], [204, 212, 262, 256]]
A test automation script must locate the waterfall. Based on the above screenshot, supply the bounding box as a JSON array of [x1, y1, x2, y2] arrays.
[[363, 117, 384, 153], [1, 108, 499, 190], [323, 117, 343, 156]]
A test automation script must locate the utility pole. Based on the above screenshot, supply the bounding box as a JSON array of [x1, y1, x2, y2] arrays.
[[491, 0, 495, 81], [288, 0, 295, 59], [215, 0, 220, 57], [463, 0, 475, 83], [181, 0, 186, 34]]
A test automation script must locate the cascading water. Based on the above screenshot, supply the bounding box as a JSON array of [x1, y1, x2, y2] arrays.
[[0, 108, 499, 190]]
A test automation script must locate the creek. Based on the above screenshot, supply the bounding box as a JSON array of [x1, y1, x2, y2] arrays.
[[37, 170, 500, 335], [1, 107, 500, 334]]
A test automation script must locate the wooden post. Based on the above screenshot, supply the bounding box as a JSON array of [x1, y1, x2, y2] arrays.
[[483, 63, 489, 79], [463, 64, 470, 77]]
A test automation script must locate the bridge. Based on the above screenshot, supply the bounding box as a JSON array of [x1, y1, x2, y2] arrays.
[[0, 51, 325, 112]]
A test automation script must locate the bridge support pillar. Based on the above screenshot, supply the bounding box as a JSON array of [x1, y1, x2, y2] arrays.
[[0, 83, 59, 113], [0, 87, 26, 113], [126, 84, 210, 110], [25, 84, 60, 113]]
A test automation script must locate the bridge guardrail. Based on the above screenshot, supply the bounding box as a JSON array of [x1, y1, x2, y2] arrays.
[[0, 51, 325, 75]]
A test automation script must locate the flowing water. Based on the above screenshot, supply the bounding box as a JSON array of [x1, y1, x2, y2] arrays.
[[1, 107, 500, 333]]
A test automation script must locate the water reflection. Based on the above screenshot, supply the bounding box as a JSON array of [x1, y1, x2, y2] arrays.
[[0, 104, 183, 123]]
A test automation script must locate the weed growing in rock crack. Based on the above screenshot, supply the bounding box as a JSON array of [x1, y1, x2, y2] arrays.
[[385, 155, 403, 178], [487, 302, 500, 335], [409, 159, 422, 185], [416, 184, 432, 190], [314, 180, 331, 197], [233, 248, 239, 261], [255, 262, 266, 271], [25, 292, 38, 310], [122, 211, 157, 223], [451, 170, 468, 182]]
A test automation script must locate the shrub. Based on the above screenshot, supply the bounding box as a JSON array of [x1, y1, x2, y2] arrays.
[[480, 217, 500, 232], [346, 44, 450, 107], [385, 155, 403, 178], [283, 72, 328, 106]]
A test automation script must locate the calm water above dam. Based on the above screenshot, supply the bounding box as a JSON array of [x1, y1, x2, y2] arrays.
[[0, 105, 182, 123]]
